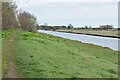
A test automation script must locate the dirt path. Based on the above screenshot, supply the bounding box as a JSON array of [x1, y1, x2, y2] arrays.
[[6, 32, 20, 78]]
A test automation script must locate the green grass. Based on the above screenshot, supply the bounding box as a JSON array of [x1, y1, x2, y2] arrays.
[[2, 29, 118, 78], [0, 32, 2, 78]]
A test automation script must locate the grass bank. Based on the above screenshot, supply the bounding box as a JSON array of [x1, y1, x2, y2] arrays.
[[2, 29, 118, 78], [0, 31, 2, 78], [56, 29, 119, 38]]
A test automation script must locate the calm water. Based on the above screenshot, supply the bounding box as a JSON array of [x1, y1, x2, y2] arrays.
[[38, 30, 119, 51]]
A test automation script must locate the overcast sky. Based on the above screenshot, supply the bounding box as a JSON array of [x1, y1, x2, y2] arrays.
[[16, 0, 119, 27]]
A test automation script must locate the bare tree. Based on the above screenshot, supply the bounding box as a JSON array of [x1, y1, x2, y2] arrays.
[[68, 24, 73, 29], [18, 11, 37, 32], [2, 2, 18, 31]]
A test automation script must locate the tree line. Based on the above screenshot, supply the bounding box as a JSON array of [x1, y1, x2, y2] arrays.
[[38, 23, 74, 30], [38, 23, 117, 31], [75, 25, 114, 30], [2, 2, 37, 32]]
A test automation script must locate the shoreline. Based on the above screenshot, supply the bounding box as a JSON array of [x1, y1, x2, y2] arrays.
[[56, 30, 120, 39], [38, 30, 119, 51]]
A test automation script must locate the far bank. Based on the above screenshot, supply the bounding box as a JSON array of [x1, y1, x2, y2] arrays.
[[55, 29, 120, 38]]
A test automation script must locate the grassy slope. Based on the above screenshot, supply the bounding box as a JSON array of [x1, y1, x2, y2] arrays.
[[0, 32, 2, 78], [2, 30, 118, 78]]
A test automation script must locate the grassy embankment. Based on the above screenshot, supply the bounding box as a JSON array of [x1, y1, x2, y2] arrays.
[[56, 29, 119, 38], [0, 31, 2, 78], [1, 29, 118, 78]]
